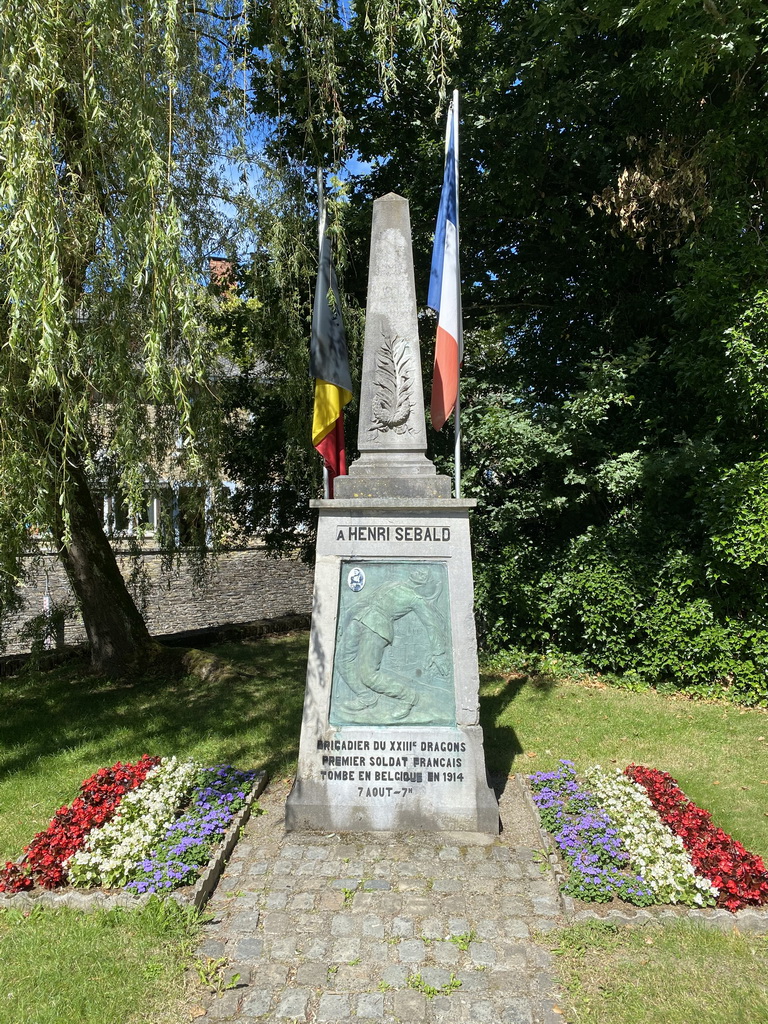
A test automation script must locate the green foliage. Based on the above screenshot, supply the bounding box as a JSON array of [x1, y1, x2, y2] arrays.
[[445, 0, 768, 703]]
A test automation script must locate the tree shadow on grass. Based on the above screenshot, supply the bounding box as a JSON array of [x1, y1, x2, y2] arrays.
[[479, 668, 558, 795], [0, 633, 309, 789]]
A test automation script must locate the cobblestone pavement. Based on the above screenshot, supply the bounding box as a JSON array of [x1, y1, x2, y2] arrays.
[[192, 776, 565, 1024]]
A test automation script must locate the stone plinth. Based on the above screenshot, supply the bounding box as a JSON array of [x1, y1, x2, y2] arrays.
[[285, 499, 499, 833]]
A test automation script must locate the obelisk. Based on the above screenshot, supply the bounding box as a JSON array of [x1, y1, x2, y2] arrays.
[[285, 194, 498, 832]]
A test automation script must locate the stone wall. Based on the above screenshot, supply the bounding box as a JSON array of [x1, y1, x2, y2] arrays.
[[3, 547, 314, 655]]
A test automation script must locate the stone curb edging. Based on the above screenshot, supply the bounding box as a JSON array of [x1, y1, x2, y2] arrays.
[[516, 772, 768, 935], [0, 771, 268, 914]]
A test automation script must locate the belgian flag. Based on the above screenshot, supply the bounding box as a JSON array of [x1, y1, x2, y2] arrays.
[[310, 232, 352, 496]]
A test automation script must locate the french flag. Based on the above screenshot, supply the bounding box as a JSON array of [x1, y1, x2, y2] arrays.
[[427, 91, 462, 432]]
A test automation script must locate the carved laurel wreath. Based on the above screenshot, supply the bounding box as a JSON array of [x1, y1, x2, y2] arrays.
[[369, 333, 414, 435]]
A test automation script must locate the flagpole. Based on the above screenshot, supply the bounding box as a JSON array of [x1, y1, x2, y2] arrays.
[[317, 167, 330, 500], [452, 89, 462, 498]]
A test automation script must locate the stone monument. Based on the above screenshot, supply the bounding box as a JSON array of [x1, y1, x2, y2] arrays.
[[285, 193, 498, 833]]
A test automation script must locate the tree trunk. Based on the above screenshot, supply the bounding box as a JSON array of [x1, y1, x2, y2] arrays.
[[56, 462, 153, 675]]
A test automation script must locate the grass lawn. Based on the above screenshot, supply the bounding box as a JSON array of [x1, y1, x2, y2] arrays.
[[0, 900, 199, 1024], [1, 631, 767, 1023], [549, 919, 768, 1024]]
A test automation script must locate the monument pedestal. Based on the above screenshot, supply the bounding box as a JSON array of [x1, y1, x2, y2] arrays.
[[286, 497, 499, 833], [286, 193, 498, 833]]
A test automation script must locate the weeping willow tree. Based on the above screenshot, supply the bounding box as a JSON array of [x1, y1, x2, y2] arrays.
[[0, 0, 457, 673]]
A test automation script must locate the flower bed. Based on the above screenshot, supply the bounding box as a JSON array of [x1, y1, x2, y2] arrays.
[[529, 761, 768, 913], [625, 764, 768, 911], [0, 757, 258, 898]]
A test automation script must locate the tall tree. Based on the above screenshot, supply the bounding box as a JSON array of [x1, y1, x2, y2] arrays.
[[247, 0, 768, 701], [0, 0, 459, 673]]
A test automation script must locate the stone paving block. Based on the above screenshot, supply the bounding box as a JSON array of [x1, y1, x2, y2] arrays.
[[337, 843, 360, 858], [332, 912, 359, 936], [230, 937, 264, 962], [204, 990, 243, 1020], [391, 915, 414, 937], [295, 962, 330, 986], [332, 936, 362, 961], [331, 877, 363, 890], [380, 964, 409, 989], [438, 846, 460, 861], [362, 913, 385, 937], [241, 988, 274, 1017], [224, 963, 251, 987], [504, 918, 530, 940], [335, 963, 377, 991], [300, 936, 330, 960], [289, 892, 316, 911], [419, 966, 453, 989], [486, 968, 531, 995], [500, 997, 535, 1024], [246, 860, 269, 876], [247, 963, 291, 988], [396, 938, 428, 963], [362, 878, 391, 891], [198, 938, 227, 958], [448, 917, 472, 936], [397, 875, 428, 892], [432, 878, 464, 893], [233, 891, 263, 910], [317, 992, 351, 1020], [474, 917, 502, 941], [264, 892, 288, 909], [274, 987, 311, 1020], [318, 891, 345, 911], [361, 893, 405, 916], [290, 913, 321, 937], [357, 992, 386, 1019], [432, 940, 460, 965], [533, 896, 560, 915], [270, 876, 296, 891], [229, 911, 261, 933], [451, 968, 489, 994], [526, 945, 555, 971], [266, 935, 302, 960], [420, 916, 445, 939], [460, 996, 497, 1022], [259, 911, 291, 935], [392, 989, 428, 1021], [468, 877, 497, 895], [470, 941, 498, 966]]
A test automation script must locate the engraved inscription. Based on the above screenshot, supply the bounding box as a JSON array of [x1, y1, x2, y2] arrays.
[[314, 735, 467, 796], [335, 525, 451, 543]]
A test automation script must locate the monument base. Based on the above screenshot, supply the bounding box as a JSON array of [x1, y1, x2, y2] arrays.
[[286, 724, 498, 833], [286, 498, 499, 835]]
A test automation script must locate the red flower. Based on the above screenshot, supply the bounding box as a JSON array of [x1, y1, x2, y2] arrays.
[[0, 755, 160, 893], [625, 764, 768, 913]]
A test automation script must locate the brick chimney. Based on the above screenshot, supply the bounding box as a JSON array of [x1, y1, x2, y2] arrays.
[[209, 256, 235, 295]]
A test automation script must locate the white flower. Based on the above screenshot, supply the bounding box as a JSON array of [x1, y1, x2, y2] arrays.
[[67, 757, 201, 888], [583, 765, 718, 907]]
